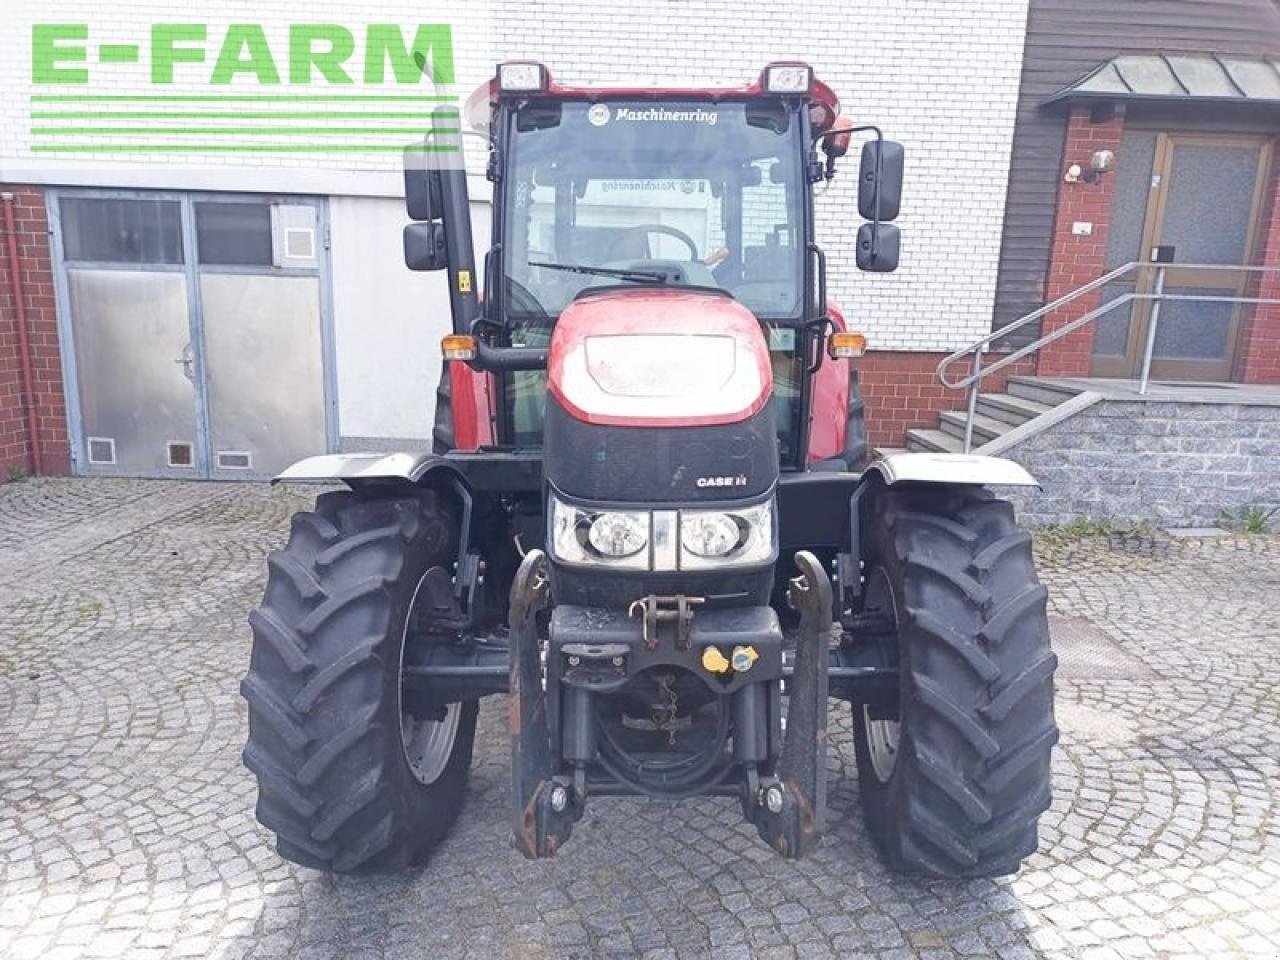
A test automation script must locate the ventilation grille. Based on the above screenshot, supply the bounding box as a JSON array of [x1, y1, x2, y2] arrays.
[[87, 437, 116, 465], [217, 450, 252, 470], [284, 227, 315, 260], [167, 442, 193, 468]]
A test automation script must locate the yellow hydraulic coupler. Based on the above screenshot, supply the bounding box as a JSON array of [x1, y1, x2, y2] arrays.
[[731, 645, 759, 673], [701, 646, 731, 674]]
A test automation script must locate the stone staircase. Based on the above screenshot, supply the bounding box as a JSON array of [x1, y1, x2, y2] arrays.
[[902, 376, 1083, 454]]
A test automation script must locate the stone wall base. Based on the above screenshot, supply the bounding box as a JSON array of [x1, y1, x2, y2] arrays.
[[999, 399, 1280, 527]]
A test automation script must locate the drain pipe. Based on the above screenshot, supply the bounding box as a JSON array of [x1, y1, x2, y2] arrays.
[[1, 192, 42, 475]]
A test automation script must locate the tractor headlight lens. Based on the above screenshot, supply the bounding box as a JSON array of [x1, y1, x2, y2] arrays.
[[680, 512, 740, 558], [588, 513, 648, 558], [549, 496, 649, 570], [679, 500, 775, 570]]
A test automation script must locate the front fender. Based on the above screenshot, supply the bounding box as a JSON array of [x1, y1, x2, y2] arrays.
[[864, 452, 1037, 487], [273, 452, 459, 485]]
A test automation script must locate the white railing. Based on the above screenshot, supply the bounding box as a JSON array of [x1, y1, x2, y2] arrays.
[[936, 261, 1280, 452]]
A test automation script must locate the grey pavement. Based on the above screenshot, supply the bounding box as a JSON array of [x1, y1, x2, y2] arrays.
[[1, 477, 1278, 959]]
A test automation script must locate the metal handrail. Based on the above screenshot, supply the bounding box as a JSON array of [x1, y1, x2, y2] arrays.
[[936, 261, 1280, 452]]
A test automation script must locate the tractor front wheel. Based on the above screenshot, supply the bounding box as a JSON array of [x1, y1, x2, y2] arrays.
[[852, 486, 1058, 877], [241, 488, 477, 873]]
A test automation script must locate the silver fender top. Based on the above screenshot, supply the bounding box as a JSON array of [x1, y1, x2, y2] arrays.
[[273, 452, 435, 484], [865, 452, 1038, 487]]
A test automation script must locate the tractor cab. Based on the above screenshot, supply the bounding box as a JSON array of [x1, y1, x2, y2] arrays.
[[405, 61, 904, 465]]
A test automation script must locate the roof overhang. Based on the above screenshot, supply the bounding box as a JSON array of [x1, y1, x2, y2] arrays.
[[1043, 53, 1280, 111]]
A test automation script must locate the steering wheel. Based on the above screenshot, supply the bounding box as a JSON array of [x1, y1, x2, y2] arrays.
[[608, 224, 699, 262]]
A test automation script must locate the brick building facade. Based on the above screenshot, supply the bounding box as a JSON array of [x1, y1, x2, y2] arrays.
[[0, 188, 66, 478]]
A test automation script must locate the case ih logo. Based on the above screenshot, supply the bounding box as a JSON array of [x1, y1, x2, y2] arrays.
[[27, 23, 458, 157], [695, 475, 749, 488]]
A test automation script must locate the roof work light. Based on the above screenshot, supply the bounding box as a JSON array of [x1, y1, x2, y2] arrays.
[[498, 62, 548, 92], [764, 63, 813, 94]]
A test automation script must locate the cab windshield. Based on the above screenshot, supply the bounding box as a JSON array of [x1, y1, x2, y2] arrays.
[[502, 99, 806, 320], [499, 98, 809, 457]]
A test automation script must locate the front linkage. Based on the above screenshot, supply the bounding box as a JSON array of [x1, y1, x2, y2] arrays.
[[509, 548, 833, 860], [750, 551, 831, 858], [509, 549, 580, 857]]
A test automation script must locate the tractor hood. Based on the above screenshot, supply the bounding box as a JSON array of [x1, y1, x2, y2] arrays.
[[546, 288, 772, 429], [542, 287, 780, 506]]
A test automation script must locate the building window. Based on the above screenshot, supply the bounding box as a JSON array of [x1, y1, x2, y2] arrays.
[[195, 202, 274, 266], [60, 197, 183, 264]]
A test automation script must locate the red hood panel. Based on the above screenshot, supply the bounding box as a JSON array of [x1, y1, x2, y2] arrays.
[[547, 289, 772, 428]]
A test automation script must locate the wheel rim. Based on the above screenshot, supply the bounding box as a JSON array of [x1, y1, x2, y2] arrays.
[[861, 567, 901, 783], [401, 703, 462, 786], [863, 704, 900, 783], [398, 567, 461, 786]]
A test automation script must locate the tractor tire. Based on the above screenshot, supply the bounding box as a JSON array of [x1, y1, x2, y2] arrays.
[[241, 488, 477, 873], [852, 485, 1057, 877]]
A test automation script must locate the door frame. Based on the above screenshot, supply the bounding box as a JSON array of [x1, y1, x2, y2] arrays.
[[1091, 131, 1273, 380], [48, 187, 340, 478]]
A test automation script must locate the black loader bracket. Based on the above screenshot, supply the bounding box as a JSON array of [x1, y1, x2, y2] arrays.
[[751, 550, 832, 858], [509, 549, 581, 857]]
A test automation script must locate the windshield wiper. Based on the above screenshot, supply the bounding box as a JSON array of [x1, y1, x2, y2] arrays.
[[527, 260, 674, 284]]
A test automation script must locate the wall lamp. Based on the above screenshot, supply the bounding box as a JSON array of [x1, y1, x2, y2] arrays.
[[1064, 149, 1115, 184]]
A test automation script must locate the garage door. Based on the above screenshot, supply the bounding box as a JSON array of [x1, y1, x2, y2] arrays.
[[52, 192, 335, 479]]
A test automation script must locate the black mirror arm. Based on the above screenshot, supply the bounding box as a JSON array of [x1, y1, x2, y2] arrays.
[[812, 123, 881, 183]]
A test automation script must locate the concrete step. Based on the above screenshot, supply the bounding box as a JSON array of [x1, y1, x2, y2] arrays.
[[939, 410, 1009, 444], [976, 392, 1052, 427], [1006, 375, 1081, 407], [875, 446, 909, 458], [905, 428, 964, 453]]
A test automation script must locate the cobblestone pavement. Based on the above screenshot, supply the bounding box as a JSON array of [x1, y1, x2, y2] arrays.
[[1, 478, 1279, 960]]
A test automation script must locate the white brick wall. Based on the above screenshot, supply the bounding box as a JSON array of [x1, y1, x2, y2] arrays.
[[488, 0, 1032, 351], [4, 0, 1030, 353]]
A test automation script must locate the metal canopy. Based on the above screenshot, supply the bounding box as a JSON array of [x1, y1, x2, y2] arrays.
[[1044, 53, 1280, 107]]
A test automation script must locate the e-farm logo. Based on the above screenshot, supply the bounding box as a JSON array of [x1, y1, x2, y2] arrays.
[[29, 23, 461, 156]]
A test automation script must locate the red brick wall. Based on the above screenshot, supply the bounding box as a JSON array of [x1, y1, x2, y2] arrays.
[[0, 187, 69, 479], [1036, 107, 1126, 377], [1240, 138, 1280, 384], [860, 350, 1035, 448]]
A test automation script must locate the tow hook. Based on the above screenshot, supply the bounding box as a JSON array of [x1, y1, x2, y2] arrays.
[[628, 594, 705, 649]]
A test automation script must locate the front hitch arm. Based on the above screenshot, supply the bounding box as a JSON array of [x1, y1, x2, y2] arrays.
[[752, 550, 832, 858], [508, 549, 579, 857]]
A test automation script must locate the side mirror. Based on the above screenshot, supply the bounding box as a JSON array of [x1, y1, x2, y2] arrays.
[[404, 146, 444, 221], [858, 140, 904, 222], [856, 223, 900, 273], [404, 221, 448, 271]]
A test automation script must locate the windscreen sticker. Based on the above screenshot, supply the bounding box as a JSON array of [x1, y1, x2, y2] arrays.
[[589, 105, 720, 127]]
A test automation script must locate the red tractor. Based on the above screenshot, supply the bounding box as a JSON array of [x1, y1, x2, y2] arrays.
[[242, 62, 1056, 876]]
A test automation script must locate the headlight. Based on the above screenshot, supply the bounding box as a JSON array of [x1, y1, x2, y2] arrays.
[[680, 500, 774, 570], [548, 493, 774, 570], [549, 495, 649, 569], [588, 513, 648, 558], [680, 512, 740, 558]]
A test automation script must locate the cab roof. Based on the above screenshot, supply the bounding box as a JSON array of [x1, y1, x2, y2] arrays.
[[464, 62, 843, 134]]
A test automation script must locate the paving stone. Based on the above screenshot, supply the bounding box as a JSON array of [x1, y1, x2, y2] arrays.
[[1, 478, 1279, 958]]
